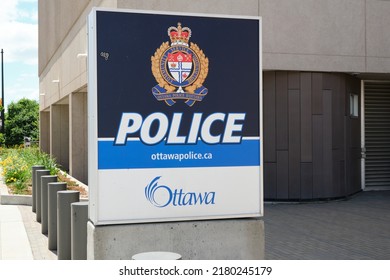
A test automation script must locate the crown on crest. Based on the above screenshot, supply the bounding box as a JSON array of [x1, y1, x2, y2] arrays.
[[168, 22, 191, 46]]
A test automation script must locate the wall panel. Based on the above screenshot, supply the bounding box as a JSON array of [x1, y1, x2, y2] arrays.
[[312, 73, 323, 115], [276, 72, 288, 150], [276, 151, 289, 199], [300, 73, 312, 162], [263, 71, 361, 200], [312, 115, 324, 198], [301, 163, 313, 199], [264, 163, 277, 199], [263, 71, 276, 162], [288, 90, 301, 199], [323, 90, 333, 198]]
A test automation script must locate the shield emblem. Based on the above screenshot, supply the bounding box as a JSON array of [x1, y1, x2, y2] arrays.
[[167, 51, 192, 84]]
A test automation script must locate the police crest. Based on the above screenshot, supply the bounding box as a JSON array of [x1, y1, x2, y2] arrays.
[[151, 23, 209, 106]]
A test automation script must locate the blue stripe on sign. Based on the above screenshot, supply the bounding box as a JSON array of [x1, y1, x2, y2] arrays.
[[98, 139, 260, 169]]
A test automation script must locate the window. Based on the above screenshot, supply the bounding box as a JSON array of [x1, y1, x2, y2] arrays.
[[350, 94, 359, 117]]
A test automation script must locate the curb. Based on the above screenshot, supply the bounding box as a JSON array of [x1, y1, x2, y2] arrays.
[[0, 170, 88, 206], [0, 190, 87, 206], [0, 194, 32, 206], [0, 182, 33, 205]]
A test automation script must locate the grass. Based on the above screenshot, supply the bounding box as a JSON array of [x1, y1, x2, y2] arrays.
[[0, 147, 60, 195]]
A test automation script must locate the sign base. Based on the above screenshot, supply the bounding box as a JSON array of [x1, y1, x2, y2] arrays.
[[87, 218, 264, 260]]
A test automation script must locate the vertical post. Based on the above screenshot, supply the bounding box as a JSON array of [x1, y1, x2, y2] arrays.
[[71, 201, 88, 260], [1, 49, 4, 134], [32, 165, 45, 213], [48, 182, 67, 250], [36, 169, 50, 222], [41, 175, 58, 234], [57, 190, 79, 260]]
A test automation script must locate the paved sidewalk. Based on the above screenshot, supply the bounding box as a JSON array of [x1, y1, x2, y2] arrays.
[[18, 205, 57, 260], [0, 181, 56, 260], [0, 204, 33, 260], [264, 190, 390, 259], [0, 205, 56, 260]]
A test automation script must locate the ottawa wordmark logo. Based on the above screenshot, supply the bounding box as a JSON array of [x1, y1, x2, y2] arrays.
[[144, 176, 215, 208]]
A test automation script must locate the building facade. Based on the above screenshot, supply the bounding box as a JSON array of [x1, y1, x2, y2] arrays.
[[39, 0, 390, 200]]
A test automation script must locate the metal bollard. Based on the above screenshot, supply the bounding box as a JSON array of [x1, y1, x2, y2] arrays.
[[57, 190, 80, 260], [48, 182, 67, 250], [32, 165, 44, 213], [71, 201, 88, 260], [40, 175, 58, 234], [35, 170, 50, 222]]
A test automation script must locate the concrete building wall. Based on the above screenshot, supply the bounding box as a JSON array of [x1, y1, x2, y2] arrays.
[[38, 0, 118, 111], [39, 111, 50, 154], [116, 0, 390, 74], [38, 0, 92, 75], [366, 0, 390, 73], [39, 0, 117, 180], [50, 104, 69, 171], [260, 0, 390, 73], [260, 0, 365, 72], [118, 0, 259, 16], [69, 92, 88, 184]]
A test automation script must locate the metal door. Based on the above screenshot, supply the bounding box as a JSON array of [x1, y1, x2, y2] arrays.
[[363, 81, 390, 189]]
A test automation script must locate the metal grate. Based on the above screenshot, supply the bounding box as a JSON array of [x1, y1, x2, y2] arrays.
[[364, 81, 390, 188]]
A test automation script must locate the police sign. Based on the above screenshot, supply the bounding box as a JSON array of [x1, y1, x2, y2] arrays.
[[88, 8, 262, 225]]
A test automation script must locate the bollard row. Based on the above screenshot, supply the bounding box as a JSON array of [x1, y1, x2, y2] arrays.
[[31, 166, 88, 260]]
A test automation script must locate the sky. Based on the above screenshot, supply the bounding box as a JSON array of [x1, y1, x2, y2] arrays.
[[0, 0, 38, 109]]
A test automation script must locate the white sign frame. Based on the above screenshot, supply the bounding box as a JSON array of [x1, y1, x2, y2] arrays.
[[88, 8, 263, 225]]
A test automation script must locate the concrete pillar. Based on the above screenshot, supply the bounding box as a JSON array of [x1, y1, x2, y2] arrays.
[[71, 201, 88, 260], [69, 92, 88, 184], [39, 111, 50, 154], [32, 165, 44, 213], [50, 104, 69, 172], [35, 170, 50, 222], [48, 182, 67, 250], [57, 190, 79, 260], [40, 175, 58, 234]]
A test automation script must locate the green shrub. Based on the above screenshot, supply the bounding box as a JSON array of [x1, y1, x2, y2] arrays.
[[0, 133, 5, 146], [0, 148, 59, 194]]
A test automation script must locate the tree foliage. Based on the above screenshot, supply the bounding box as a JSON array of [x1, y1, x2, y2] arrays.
[[5, 98, 39, 146]]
